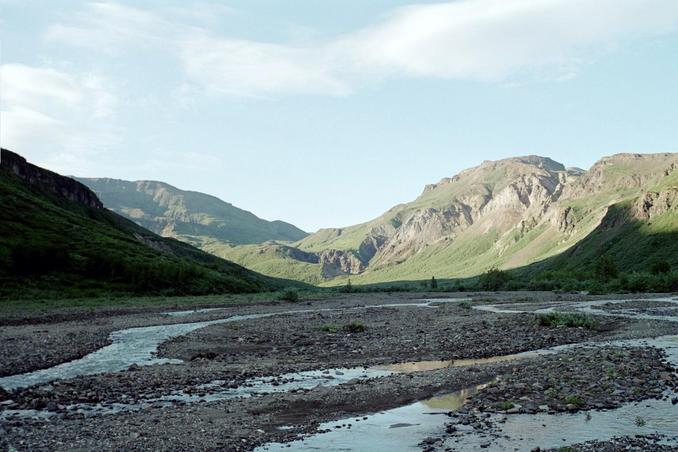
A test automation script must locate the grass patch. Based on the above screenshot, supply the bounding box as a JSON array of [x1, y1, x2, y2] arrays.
[[318, 323, 339, 333]]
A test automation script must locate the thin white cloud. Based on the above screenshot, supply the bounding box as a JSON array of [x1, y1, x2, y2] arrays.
[[45, 0, 678, 97], [0, 63, 120, 174], [44, 2, 175, 54], [178, 34, 350, 97], [338, 0, 678, 81]]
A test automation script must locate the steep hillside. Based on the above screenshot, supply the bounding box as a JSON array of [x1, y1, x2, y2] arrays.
[[77, 178, 307, 247], [217, 153, 678, 285], [0, 149, 291, 299]]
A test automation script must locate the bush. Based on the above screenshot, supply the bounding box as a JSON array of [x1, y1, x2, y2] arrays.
[[343, 321, 366, 333], [278, 289, 300, 302], [477, 267, 511, 291], [536, 312, 599, 329]]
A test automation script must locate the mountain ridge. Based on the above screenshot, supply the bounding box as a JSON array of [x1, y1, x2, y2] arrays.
[[77, 177, 308, 248], [72, 152, 678, 286], [218, 152, 678, 284]]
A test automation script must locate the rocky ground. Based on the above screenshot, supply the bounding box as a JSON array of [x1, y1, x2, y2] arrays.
[[464, 346, 677, 413], [421, 345, 678, 450], [599, 299, 678, 313], [1, 292, 677, 451]]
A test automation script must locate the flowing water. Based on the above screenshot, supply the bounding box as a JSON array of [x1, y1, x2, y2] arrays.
[[0, 312, 281, 391], [2, 295, 677, 450], [0, 299, 466, 391]]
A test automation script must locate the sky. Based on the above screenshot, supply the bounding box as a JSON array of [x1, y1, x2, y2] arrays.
[[1, 0, 678, 232]]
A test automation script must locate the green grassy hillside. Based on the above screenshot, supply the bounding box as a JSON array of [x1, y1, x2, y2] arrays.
[[0, 151, 296, 299]]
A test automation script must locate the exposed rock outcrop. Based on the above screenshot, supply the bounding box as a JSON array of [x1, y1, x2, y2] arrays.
[[632, 189, 678, 220], [1, 148, 103, 209], [318, 249, 365, 278]]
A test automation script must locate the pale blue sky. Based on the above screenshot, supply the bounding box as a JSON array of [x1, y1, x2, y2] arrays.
[[2, 0, 678, 231]]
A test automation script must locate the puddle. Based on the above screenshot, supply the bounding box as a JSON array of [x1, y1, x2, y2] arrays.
[[374, 354, 529, 373], [444, 393, 678, 451], [255, 381, 493, 452]]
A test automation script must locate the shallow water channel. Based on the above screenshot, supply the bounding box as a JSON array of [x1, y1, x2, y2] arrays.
[[256, 297, 678, 451], [2, 296, 677, 450], [0, 299, 465, 392]]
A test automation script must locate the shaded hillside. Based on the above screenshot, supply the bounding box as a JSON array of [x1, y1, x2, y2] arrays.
[[535, 188, 678, 275], [78, 178, 307, 248], [0, 149, 291, 299], [215, 153, 678, 285]]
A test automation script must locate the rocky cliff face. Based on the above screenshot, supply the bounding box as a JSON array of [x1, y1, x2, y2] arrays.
[[1, 149, 103, 209], [632, 189, 678, 221], [361, 156, 573, 269], [318, 249, 365, 278]]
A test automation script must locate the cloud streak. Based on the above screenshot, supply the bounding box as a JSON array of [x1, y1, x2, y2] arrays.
[[44, 0, 678, 97], [0, 63, 120, 174]]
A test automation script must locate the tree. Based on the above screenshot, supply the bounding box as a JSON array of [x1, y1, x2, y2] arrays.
[[594, 254, 618, 282], [430, 276, 438, 289], [478, 267, 511, 291], [342, 279, 353, 293]]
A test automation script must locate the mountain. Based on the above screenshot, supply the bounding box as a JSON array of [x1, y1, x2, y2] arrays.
[[76, 178, 307, 250], [0, 149, 293, 299], [213, 153, 678, 285]]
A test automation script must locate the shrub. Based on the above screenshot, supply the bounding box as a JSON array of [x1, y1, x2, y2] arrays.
[[564, 394, 584, 406], [343, 321, 366, 333], [278, 289, 300, 302], [497, 401, 514, 411], [536, 312, 598, 329], [477, 267, 511, 291]]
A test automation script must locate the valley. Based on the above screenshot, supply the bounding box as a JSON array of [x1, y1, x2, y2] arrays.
[[1, 291, 677, 451], [81, 154, 678, 289]]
